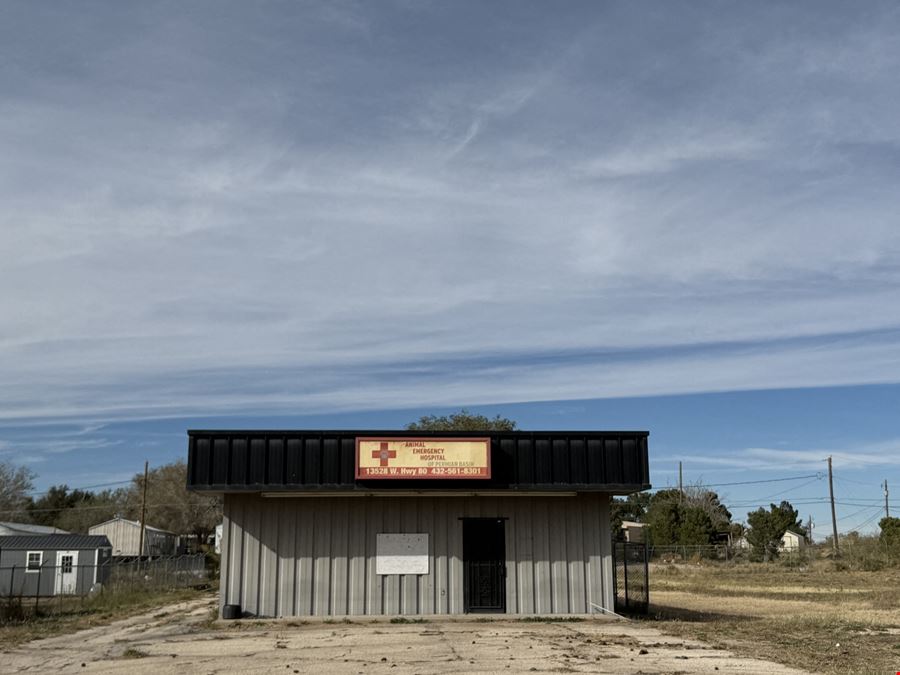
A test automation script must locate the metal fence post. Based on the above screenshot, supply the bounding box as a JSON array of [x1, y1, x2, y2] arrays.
[[35, 564, 42, 614]]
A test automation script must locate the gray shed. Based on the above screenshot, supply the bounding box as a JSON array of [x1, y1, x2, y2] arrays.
[[187, 430, 651, 618], [0, 534, 112, 597]]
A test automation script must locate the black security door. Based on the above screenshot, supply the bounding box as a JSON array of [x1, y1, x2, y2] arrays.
[[463, 518, 506, 613]]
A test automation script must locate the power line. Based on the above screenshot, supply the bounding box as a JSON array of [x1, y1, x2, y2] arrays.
[[847, 509, 884, 533], [833, 475, 877, 486], [25, 479, 133, 498], [835, 500, 900, 507], [836, 504, 882, 523], [757, 476, 823, 502], [0, 500, 218, 516], [697, 473, 823, 488], [649, 473, 823, 491]]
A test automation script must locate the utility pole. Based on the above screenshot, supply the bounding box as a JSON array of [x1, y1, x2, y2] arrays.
[[828, 456, 839, 553], [139, 461, 149, 558], [807, 515, 813, 543], [678, 461, 683, 502], [885, 480, 890, 519]]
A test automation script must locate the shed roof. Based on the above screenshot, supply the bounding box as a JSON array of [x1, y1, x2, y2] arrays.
[[0, 522, 70, 535], [0, 534, 111, 550], [89, 517, 175, 535]]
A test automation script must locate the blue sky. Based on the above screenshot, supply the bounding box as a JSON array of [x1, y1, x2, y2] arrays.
[[1, 2, 899, 535]]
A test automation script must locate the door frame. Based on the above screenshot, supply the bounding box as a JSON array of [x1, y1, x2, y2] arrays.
[[55, 550, 79, 595], [462, 517, 507, 613]]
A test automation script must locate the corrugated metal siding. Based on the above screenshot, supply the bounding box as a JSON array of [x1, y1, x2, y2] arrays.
[[189, 430, 650, 493], [88, 520, 176, 556], [90, 520, 141, 555], [220, 493, 613, 617]]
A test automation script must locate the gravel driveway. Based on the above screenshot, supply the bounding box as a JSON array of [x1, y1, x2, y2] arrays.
[[3, 596, 806, 674]]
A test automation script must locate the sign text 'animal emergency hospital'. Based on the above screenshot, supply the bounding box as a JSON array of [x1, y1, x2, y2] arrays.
[[355, 437, 491, 479]]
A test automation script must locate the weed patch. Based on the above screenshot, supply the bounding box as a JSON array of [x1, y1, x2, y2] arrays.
[[519, 616, 584, 623], [121, 647, 149, 659]]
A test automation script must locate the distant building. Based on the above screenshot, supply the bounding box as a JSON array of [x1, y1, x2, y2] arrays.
[[88, 517, 176, 557], [621, 520, 646, 543], [0, 534, 112, 596], [0, 522, 70, 537], [780, 529, 807, 552]]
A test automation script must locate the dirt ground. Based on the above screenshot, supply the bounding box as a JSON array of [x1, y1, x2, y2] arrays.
[[647, 563, 900, 674], [3, 595, 806, 674]]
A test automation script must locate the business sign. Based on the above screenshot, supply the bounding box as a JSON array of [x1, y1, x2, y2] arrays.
[[355, 437, 491, 479]]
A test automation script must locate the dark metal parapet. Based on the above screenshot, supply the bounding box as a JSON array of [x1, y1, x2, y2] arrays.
[[187, 429, 650, 493]]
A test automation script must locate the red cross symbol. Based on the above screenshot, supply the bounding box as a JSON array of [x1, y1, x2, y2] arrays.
[[372, 442, 396, 467]]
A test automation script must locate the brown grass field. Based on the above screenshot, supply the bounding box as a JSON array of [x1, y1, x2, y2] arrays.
[[647, 560, 900, 674]]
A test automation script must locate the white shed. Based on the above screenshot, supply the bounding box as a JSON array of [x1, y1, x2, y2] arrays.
[[88, 517, 176, 557], [780, 529, 807, 552]]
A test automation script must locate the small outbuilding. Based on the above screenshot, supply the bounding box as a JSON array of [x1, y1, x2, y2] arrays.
[[187, 429, 651, 618], [620, 520, 647, 543], [0, 522, 70, 537], [780, 529, 807, 552], [88, 517, 176, 557], [0, 534, 112, 596]]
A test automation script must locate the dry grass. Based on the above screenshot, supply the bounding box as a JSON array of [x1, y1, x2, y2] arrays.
[[0, 587, 214, 649], [644, 561, 900, 674]]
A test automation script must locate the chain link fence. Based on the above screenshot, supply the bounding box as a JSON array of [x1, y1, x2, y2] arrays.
[[648, 543, 814, 565], [613, 541, 649, 614], [1, 555, 208, 621]]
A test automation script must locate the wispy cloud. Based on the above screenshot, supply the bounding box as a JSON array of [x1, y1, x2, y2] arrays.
[[666, 439, 900, 472], [1, 1, 899, 435]]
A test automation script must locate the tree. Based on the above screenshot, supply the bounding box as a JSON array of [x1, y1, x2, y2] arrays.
[[746, 501, 805, 561], [644, 495, 683, 546], [26, 484, 130, 533], [729, 521, 746, 542], [28, 485, 86, 527], [683, 485, 732, 533], [406, 410, 517, 431], [879, 517, 900, 551], [123, 460, 221, 540], [55, 488, 128, 534], [0, 460, 35, 521], [642, 488, 730, 546], [679, 507, 716, 546]]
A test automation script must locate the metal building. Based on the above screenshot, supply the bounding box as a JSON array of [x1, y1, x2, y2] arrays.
[[187, 430, 650, 618], [88, 517, 177, 557]]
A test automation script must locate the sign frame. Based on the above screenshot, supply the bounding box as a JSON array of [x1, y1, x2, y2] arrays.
[[355, 436, 491, 480], [375, 533, 429, 575]]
